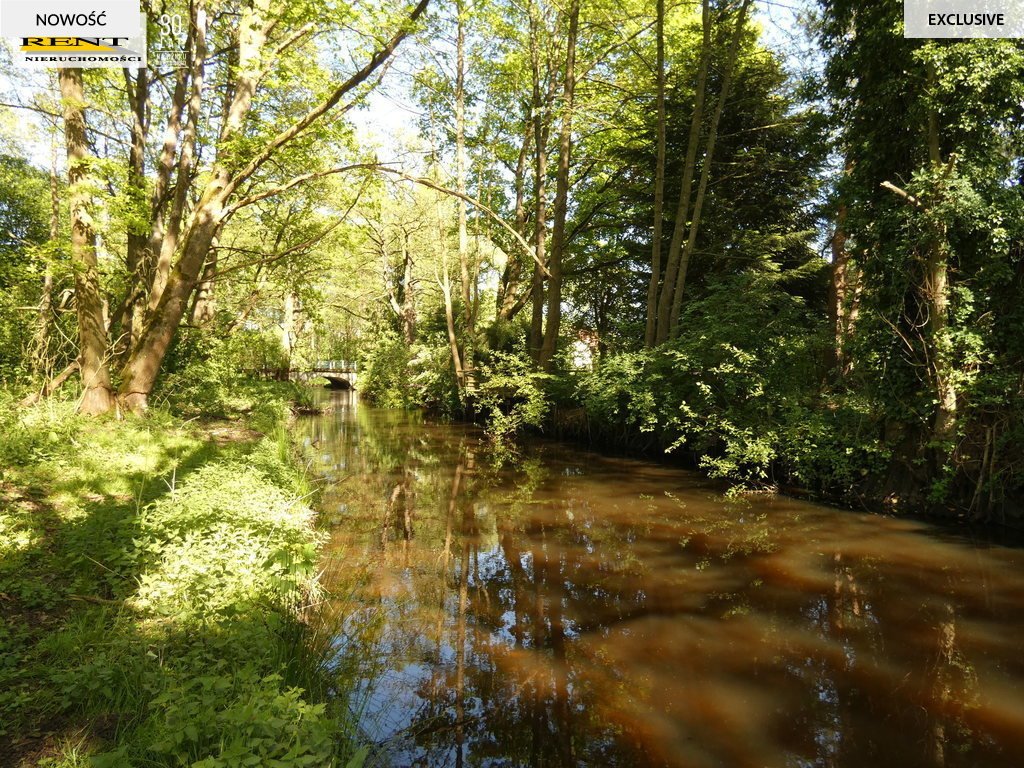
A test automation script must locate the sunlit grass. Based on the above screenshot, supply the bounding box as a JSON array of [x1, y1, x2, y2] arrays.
[[0, 392, 369, 766]]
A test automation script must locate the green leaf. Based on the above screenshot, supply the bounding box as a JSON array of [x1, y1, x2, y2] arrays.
[[345, 746, 371, 768]]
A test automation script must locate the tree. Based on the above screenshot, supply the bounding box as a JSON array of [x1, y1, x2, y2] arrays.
[[820, 0, 1024, 512], [114, 0, 430, 413], [59, 68, 116, 415], [0, 154, 54, 383], [652, 0, 753, 344], [538, 0, 581, 369], [643, 0, 667, 347]]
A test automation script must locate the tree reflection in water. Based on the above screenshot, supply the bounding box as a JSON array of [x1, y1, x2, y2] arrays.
[[297, 391, 1024, 768]]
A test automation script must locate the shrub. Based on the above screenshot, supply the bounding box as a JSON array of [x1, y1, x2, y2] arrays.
[[154, 329, 240, 417], [577, 272, 887, 494], [474, 350, 553, 442], [408, 338, 460, 415], [576, 351, 659, 447], [359, 329, 412, 409]]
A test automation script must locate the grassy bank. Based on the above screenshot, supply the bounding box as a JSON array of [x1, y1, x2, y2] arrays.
[[0, 387, 362, 766]]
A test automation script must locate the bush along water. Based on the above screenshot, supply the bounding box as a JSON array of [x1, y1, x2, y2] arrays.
[[571, 276, 892, 504], [367, 273, 898, 511], [0, 392, 368, 767]]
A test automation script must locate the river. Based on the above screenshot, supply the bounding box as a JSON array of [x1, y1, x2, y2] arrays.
[[295, 390, 1024, 768]]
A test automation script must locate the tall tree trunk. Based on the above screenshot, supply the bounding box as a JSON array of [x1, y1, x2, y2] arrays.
[[125, 212, 225, 411], [539, 0, 580, 370], [442, 256, 465, 389], [401, 231, 417, 344], [455, 0, 475, 385], [880, 65, 957, 485], [60, 68, 116, 415], [497, 120, 532, 322], [190, 244, 218, 326], [439, 196, 465, 387], [31, 136, 60, 377], [527, 0, 551, 360], [147, 12, 194, 289], [644, 0, 667, 348], [148, 3, 208, 316], [124, 67, 148, 348], [827, 189, 854, 375], [655, 0, 711, 344], [925, 78, 956, 445], [282, 290, 295, 368], [667, 0, 752, 337]]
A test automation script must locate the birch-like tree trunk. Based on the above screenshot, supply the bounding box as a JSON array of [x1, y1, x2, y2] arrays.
[[401, 231, 417, 345], [527, 0, 554, 360], [455, 0, 475, 386], [667, 0, 753, 337]]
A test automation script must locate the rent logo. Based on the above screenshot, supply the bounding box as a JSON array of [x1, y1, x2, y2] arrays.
[[1, 1, 146, 68], [22, 36, 131, 50], [19, 36, 144, 66]]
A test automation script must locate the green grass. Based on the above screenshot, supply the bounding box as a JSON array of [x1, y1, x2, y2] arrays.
[[0, 390, 366, 767]]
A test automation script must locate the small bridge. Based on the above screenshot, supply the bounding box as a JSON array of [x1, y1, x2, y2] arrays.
[[305, 360, 358, 389], [255, 360, 358, 389]]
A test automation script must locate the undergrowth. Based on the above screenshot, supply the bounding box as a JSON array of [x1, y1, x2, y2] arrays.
[[0, 389, 367, 767]]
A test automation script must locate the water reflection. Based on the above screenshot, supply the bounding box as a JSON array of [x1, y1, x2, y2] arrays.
[[297, 391, 1024, 768]]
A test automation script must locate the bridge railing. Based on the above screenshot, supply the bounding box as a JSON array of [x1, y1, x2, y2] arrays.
[[312, 360, 358, 372]]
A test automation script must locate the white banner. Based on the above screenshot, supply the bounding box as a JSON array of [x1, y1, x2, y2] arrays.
[[1, 0, 144, 68], [1, 1, 140, 38], [904, 0, 1024, 37]]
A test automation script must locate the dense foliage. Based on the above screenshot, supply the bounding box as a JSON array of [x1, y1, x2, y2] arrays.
[[1, 1, 1023, 764], [0, 391, 368, 766], [0, 2, 1018, 533]]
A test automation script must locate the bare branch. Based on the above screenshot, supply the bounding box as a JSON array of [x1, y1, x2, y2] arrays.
[[224, 163, 375, 215], [211, 219, 345, 281], [881, 180, 925, 210]]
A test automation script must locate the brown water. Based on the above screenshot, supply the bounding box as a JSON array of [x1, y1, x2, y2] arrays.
[[297, 391, 1024, 768]]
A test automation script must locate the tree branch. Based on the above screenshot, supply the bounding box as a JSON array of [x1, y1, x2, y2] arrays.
[[224, 163, 375, 215], [225, 0, 430, 195], [211, 219, 345, 281], [374, 166, 550, 277], [881, 180, 925, 209]]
